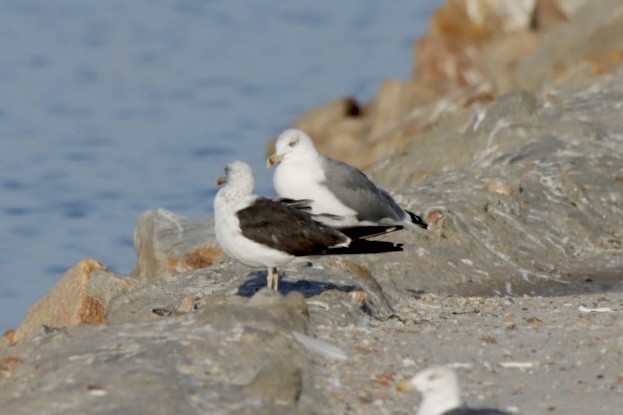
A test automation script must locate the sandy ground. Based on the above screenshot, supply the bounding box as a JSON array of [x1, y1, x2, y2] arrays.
[[306, 291, 623, 414]]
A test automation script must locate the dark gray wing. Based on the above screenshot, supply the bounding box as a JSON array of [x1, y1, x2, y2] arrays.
[[321, 157, 406, 223], [237, 198, 348, 256], [237, 198, 402, 256], [274, 197, 350, 228]]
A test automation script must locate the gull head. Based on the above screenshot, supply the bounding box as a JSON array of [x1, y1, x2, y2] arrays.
[[396, 366, 462, 415], [216, 160, 255, 195], [267, 128, 317, 167]]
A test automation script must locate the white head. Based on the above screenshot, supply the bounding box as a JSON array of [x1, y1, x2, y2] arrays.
[[267, 128, 319, 166], [397, 366, 462, 415], [215, 160, 255, 201]]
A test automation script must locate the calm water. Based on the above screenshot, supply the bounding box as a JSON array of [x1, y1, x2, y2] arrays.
[[0, 0, 442, 332]]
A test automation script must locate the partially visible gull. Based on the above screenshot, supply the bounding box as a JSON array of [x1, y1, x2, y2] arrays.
[[214, 160, 402, 291], [267, 128, 428, 232], [396, 366, 511, 415]]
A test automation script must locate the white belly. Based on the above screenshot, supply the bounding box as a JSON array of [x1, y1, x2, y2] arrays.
[[214, 197, 295, 269]]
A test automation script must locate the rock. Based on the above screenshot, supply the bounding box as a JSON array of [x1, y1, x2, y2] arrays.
[[328, 259, 396, 320], [368, 79, 419, 142], [0, 281, 324, 414], [532, 0, 589, 30], [104, 266, 224, 325], [243, 361, 303, 405], [368, 90, 537, 182], [479, 29, 540, 93], [533, 0, 568, 30], [286, 97, 370, 168], [362, 74, 623, 298], [9, 259, 113, 344], [428, 0, 535, 42], [196, 289, 309, 334], [292, 97, 361, 140], [0, 355, 23, 378], [85, 270, 136, 308], [266, 1, 623, 172], [516, 0, 623, 90], [133, 208, 225, 278], [413, 0, 536, 90], [321, 117, 370, 167], [0, 330, 15, 348], [107, 248, 392, 328]]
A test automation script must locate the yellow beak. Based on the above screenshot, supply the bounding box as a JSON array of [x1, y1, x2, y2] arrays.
[[216, 176, 226, 186], [267, 153, 284, 168], [395, 379, 416, 393]]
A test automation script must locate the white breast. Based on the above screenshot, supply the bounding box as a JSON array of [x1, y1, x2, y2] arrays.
[[273, 156, 358, 222], [214, 195, 295, 269]]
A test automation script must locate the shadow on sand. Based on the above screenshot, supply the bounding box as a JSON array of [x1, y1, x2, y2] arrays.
[[237, 270, 357, 298]]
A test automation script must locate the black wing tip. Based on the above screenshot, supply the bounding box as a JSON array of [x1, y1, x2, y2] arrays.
[[338, 225, 404, 239], [407, 211, 428, 230], [329, 239, 404, 254]]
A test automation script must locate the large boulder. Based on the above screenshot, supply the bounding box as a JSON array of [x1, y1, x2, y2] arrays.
[[4, 259, 132, 345], [363, 76, 623, 298]]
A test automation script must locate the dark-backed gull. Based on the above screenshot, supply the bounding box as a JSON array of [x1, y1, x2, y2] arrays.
[[214, 160, 402, 291], [397, 366, 511, 415], [267, 128, 428, 232]]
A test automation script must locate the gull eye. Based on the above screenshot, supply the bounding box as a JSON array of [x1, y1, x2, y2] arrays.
[[288, 138, 298, 147]]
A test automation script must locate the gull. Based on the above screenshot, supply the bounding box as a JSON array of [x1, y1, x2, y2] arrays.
[[267, 128, 428, 233], [397, 366, 511, 415], [214, 160, 402, 291]]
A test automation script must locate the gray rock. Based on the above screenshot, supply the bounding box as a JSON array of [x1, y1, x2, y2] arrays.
[[133, 208, 225, 278], [86, 269, 135, 306], [0, 288, 325, 415], [364, 78, 623, 299], [195, 289, 309, 333], [516, 0, 623, 90], [242, 361, 303, 405]]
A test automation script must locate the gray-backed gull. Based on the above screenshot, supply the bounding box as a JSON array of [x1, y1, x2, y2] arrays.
[[267, 128, 428, 232]]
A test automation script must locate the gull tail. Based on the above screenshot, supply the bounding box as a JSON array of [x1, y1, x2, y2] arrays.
[[406, 210, 428, 230]]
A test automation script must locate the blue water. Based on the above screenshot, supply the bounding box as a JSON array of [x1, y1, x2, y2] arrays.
[[0, 0, 442, 332]]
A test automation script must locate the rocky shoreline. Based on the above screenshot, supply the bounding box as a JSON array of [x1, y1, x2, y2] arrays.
[[2, 1, 623, 414]]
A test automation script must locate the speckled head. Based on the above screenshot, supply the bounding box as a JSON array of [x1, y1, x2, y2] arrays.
[[216, 160, 255, 195]]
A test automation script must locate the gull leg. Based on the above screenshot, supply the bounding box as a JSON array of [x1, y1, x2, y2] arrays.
[[273, 267, 279, 292], [266, 267, 279, 291]]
